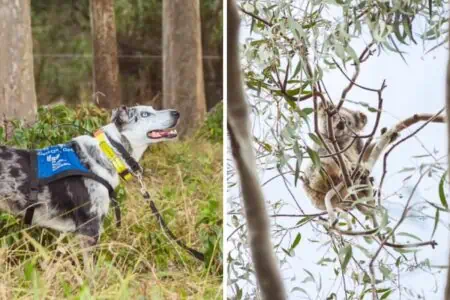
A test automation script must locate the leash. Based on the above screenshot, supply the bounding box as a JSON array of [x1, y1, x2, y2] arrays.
[[94, 129, 205, 262], [135, 172, 205, 262]]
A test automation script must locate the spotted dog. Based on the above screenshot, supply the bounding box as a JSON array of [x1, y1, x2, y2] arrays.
[[0, 105, 179, 245]]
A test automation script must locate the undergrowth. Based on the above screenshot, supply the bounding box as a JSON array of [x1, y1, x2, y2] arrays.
[[0, 104, 223, 299]]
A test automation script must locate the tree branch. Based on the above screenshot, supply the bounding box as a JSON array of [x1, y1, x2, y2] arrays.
[[377, 109, 445, 203], [369, 172, 427, 300]]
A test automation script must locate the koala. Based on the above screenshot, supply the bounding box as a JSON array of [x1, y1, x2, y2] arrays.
[[303, 103, 374, 211]]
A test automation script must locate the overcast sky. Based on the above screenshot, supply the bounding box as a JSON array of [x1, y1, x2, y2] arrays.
[[229, 5, 449, 299]]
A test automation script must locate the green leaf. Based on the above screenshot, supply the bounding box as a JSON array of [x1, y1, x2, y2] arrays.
[[296, 216, 314, 226], [302, 269, 316, 284], [317, 257, 335, 266], [439, 171, 448, 209], [431, 208, 440, 239], [291, 61, 303, 79], [290, 233, 302, 251], [396, 256, 402, 267], [294, 158, 300, 187], [346, 45, 359, 63], [339, 245, 352, 274], [380, 290, 393, 300], [379, 264, 392, 280], [302, 108, 314, 115], [308, 133, 323, 146], [378, 208, 389, 232], [306, 147, 321, 169], [335, 43, 346, 60], [403, 16, 417, 44], [291, 287, 310, 297]]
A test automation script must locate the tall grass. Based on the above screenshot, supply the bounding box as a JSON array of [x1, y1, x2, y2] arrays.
[[0, 104, 223, 299]]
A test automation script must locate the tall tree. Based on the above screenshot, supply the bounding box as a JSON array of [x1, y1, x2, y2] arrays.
[[227, 0, 286, 298], [445, 9, 450, 300], [90, 0, 121, 109], [0, 0, 37, 122], [163, 0, 206, 137]]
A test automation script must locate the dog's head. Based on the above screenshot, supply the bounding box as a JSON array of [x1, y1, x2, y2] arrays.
[[111, 105, 180, 145]]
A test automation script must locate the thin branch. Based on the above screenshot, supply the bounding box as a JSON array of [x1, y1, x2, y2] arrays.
[[239, 7, 273, 26], [384, 240, 437, 249], [352, 80, 386, 180], [330, 226, 379, 236], [270, 212, 326, 218], [336, 42, 375, 110], [320, 137, 357, 158], [326, 108, 353, 189], [369, 172, 427, 300], [378, 109, 446, 203]]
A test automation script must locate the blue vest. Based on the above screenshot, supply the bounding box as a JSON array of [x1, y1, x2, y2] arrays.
[[35, 144, 90, 181], [25, 142, 119, 227]]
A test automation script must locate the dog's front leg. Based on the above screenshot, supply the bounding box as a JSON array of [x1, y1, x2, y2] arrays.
[[77, 234, 97, 274], [76, 217, 101, 275]]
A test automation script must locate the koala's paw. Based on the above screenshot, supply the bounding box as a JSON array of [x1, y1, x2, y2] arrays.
[[352, 166, 371, 181], [390, 132, 399, 143]]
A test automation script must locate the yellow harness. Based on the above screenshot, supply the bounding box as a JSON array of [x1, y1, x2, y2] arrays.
[[94, 130, 133, 181]]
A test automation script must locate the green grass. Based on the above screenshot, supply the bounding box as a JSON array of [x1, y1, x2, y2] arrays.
[[0, 104, 223, 299]]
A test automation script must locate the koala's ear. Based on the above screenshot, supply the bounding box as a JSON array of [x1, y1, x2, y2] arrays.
[[318, 101, 326, 110], [358, 111, 368, 127], [317, 100, 330, 114], [111, 105, 129, 127]]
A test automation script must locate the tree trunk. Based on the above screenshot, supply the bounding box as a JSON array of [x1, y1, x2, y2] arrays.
[[445, 7, 450, 298], [90, 0, 121, 109], [0, 0, 37, 123], [163, 0, 206, 137]]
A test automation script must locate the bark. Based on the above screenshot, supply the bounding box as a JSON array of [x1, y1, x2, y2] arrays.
[[227, 0, 286, 299], [445, 9, 450, 298], [0, 0, 37, 122], [163, 0, 206, 137], [90, 0, 121, 109]]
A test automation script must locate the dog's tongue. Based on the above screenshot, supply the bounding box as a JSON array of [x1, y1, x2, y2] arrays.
[[148, 129, 177, 139]]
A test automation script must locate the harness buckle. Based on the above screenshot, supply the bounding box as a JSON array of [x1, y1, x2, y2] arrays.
[[134, 171, 149, 198]]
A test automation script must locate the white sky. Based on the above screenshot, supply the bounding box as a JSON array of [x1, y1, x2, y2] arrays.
[[228, 5, 450, 299]]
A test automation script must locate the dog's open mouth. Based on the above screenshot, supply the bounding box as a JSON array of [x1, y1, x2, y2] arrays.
[[147, 128, 178, 139]]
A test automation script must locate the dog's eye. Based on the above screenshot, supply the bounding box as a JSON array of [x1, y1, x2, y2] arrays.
[[140, 111, 153, 118]]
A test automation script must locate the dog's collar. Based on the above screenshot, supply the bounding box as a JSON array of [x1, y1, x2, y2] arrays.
[[94, 129, 134, 181]]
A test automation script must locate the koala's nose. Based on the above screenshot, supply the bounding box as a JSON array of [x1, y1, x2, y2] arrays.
[[171, 110, 180, 118]]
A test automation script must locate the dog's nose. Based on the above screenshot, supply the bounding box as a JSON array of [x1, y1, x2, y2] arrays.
[[171, 110, 180, 118]]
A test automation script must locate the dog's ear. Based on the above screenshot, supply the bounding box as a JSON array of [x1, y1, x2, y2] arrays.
[[111, 105, 130, 127]]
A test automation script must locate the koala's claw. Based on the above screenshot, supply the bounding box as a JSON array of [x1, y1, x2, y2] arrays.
[[352, 166, 371, 181], [380, 127, 399, 143], [390, 132, 399, 143]]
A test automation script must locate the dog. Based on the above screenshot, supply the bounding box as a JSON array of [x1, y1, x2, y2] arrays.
[[0, 105, 179, 246]]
